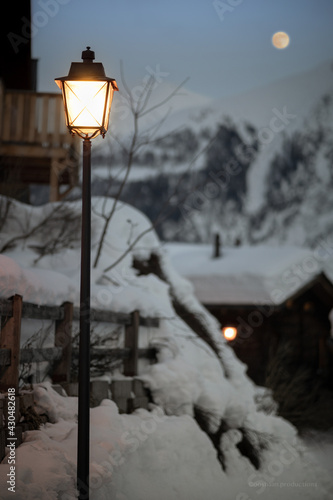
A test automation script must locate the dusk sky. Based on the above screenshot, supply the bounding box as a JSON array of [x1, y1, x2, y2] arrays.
[[32, 0, 333, 100]]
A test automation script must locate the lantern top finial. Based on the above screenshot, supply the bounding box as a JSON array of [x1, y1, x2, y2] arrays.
[[81, 47, 95, 63]]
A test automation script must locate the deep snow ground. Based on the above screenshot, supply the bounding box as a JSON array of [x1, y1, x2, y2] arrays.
[[0, 195, 332, 499]]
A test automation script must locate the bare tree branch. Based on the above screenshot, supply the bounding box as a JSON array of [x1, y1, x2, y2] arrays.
[[140, 77, 190, 118], [92, 64, 190, 269], [102, 130, 220, 274]]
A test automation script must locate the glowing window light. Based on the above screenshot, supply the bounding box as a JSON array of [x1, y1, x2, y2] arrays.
[[222, 326, 237, 341]]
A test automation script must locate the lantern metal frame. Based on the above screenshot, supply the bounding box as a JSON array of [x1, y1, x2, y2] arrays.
[[55, 47, 118, 140]]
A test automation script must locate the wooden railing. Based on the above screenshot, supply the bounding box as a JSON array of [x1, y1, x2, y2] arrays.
[[0, 85, 76, 150], [0, 295, 159, 393], [0, 81, 80, 201]]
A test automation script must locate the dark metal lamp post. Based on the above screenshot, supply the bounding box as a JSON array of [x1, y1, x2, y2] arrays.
[[55, 47, 118, 500]]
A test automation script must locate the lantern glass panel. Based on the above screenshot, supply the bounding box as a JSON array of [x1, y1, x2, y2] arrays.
[[63, 80, 112, 136]]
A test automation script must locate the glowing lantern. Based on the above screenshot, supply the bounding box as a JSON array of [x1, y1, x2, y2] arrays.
[[55, 47, 118, 140]]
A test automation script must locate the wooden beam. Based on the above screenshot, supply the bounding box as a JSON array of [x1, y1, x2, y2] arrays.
[[72, 307, 159, 327], [0, 300, 13, 317], [123, 310, 140, 376], [0, 295, 22, 392], [53, 96, 61, 146], [139, 316, 159, 327], [70, 347, 155, 360], [2, 93, 12, 142], [20, 347, 62, 364], [49, 159, 60, 202], [21, 302, 64, 320], [138, 347, 156, 360], [2, 346, 154, 366], [0, 80, 4, 140], [0, 349, 11, 367], [14, 93, 25, 142], [71, 347, 131, 360], [73, 307, 131, 325], [0, 143, 76, 159], [27, 93, 37, 143], [52, 302, 73, 385], [40, 95, 49, 143]]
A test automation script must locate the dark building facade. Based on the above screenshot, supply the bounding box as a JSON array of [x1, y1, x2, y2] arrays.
[[207, 273, 333, 386], [0, 1, 37, 91]]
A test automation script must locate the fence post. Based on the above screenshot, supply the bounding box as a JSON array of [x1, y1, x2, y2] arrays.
[[124, 310, 140, 377], [0, 295, 22, 392], [52, 302, 73, 386]]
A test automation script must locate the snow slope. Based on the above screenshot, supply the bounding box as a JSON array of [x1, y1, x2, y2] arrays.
[[0, 196, 332, 499]]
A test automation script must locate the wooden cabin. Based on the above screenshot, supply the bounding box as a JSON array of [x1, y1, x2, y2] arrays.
[[166, 243, 333, 387], [209, 272, 333, 386], [0, 0, 80, 203]]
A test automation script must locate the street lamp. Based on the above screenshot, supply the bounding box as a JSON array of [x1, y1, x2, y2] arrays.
[[55, 47, 118, 500]]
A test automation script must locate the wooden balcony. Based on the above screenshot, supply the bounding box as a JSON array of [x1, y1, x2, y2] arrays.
[[0, 81, 80, 202]]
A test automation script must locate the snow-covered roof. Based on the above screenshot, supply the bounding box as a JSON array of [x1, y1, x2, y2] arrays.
[[164, 243, 332, 306]]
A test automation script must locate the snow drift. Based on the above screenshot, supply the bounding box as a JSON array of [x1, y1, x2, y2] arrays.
[[0, 195, 331, 499]]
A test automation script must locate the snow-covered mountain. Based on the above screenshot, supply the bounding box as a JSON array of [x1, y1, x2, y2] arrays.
[[89, 59, 333, 248]]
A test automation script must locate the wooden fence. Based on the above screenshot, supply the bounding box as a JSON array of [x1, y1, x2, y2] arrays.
[[0, 295, 159, 393]]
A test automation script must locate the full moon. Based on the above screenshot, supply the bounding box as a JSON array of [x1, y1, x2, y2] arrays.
[[272, 31, 290, 49]]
